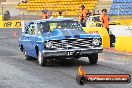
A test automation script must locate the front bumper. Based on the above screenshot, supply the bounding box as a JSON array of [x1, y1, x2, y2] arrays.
[[42, 47, 103, 57]]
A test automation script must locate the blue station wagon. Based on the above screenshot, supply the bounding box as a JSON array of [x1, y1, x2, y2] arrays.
[[18, 18, 103, 66]]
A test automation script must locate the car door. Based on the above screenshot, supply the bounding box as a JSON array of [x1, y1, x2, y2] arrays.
[[21, 22, 36, 57], [25, 22, 37, 57], [26, 34, 37, 57], [21, 30, 32, 57]]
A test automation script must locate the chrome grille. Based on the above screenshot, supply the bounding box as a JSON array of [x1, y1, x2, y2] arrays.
[[51, 38, 93, 50]]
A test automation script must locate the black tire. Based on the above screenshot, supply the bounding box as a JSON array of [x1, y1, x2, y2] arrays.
[[23, 50, 32, 60], [88, 54, 98, 64], [19, 45, 23, 52], [37, 50, 47, 66]]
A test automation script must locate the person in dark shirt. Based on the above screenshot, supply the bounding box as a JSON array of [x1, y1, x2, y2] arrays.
[[3, 11, 11, 20]]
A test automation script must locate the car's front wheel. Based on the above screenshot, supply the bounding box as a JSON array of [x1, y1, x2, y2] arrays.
[[87, 54, 98, 64], [38, 50, 47, 66]]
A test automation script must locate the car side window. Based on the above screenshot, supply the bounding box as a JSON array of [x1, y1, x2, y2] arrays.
[[49, 23, 57, 31], [37, 22, 50, 34]]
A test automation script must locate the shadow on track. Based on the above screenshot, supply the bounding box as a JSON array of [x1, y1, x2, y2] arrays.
[[29, 58, 99, 67]]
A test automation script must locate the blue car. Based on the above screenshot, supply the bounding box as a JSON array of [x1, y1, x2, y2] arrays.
[[18, 18, 103, 66]]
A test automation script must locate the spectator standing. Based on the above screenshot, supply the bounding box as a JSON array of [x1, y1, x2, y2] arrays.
[[41, 10, 48, 19], [79, 5, 87, 27], [100, 9, 115, 47], [100, 9, 109, 34], [57, 12, 64, 18], [3, 11, 10, 20]]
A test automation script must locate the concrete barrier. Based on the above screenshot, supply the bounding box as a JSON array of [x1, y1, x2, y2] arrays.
[[0, 15, 3, 21], [115, 36, 132, 52], [109, 25, 132, 37], [83, 27, 110, 48]]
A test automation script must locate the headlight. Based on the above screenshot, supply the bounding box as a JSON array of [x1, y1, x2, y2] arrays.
[[92, 39, 101, 46], [45, 41, 53, 49]]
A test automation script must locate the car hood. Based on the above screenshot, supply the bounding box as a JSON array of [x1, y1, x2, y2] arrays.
[[42, 29, 100, 41]]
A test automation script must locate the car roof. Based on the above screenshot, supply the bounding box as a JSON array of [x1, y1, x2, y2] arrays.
[[30, 18, 77, 23]]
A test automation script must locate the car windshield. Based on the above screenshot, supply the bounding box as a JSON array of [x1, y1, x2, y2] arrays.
[[92, 16, 100, 22], [37, 21, 83, 33]]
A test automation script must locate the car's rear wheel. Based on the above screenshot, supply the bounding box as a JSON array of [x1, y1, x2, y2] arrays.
[[23, 50, 32, 60], [38, 50, 47, 66], [87, 54, 98, 64]]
